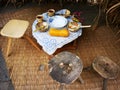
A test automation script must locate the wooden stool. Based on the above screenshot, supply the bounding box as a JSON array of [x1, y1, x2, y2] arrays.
[[49, 51, 84, 90], [93, 56, 119, 90], [0, 19, 29, 56], [84, 56, 120, 90]]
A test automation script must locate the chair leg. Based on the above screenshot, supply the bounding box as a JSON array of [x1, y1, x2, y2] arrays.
[[115, 30, 120, 44], [115, 39, 120, 44], [22, 0, 24, 3], [115, 30, 120, 37], [5, 0, 11, 7], [39, 0, 42, 5], [7, 38, 12, 56], [12, 0, 16, 8], [91, 4, 101, 30], [59, 0, 63, 7], [32, 0, 35, 2], [13, 2, 16, 8], [5, 0, 16, 8]]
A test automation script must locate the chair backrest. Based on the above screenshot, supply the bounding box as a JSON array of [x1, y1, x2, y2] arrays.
[[87, 0, 103, 5]]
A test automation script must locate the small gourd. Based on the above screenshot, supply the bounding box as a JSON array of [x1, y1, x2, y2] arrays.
[[49, 28, 69, 37]]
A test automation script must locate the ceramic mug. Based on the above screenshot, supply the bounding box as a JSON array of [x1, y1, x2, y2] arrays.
[[47, 9, 55, 17], [36, 15, 43, 22], [64, 9, 71, 17]]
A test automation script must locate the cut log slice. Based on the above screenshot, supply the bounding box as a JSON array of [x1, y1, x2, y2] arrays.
[[49, 51, 83, 84], [92, 56, 120, 79]]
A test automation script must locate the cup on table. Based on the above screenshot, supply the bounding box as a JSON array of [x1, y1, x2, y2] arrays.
[[36, 15, 43, 22], [64, 9, 71, 17], [47, 9, 55, 17]]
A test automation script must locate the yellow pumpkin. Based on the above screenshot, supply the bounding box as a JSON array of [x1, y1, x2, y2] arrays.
[[49, 28, 69, 37]]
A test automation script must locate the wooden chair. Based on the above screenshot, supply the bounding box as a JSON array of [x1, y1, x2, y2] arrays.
[[0, 19, 29, 56], [106, 2, 120, 44], [5, 0, 17, 8], [33, 0, 63, 6], [115, 30, 120, 44], [5, 0, 25, 8]]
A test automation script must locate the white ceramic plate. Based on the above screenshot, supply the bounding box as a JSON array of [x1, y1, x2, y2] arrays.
[[49, 16, 68, 28]]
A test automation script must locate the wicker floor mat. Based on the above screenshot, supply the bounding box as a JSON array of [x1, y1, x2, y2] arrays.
[[0, 3, 120, 90]]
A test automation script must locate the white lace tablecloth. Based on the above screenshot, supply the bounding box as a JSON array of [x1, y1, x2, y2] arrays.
[[32, 9, 82, 55]]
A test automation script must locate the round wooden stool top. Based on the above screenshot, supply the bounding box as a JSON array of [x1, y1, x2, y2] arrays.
[[92, 56, 120, 79], [49, 51, 83, 84]]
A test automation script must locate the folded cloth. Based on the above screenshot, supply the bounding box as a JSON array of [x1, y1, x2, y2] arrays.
[[55, 9, 67, 15]]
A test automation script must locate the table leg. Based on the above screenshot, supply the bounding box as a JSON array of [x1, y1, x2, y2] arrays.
[[23, 35, 41, 52], [7, 38, 12, 56], [73, 39, 77, 49]]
